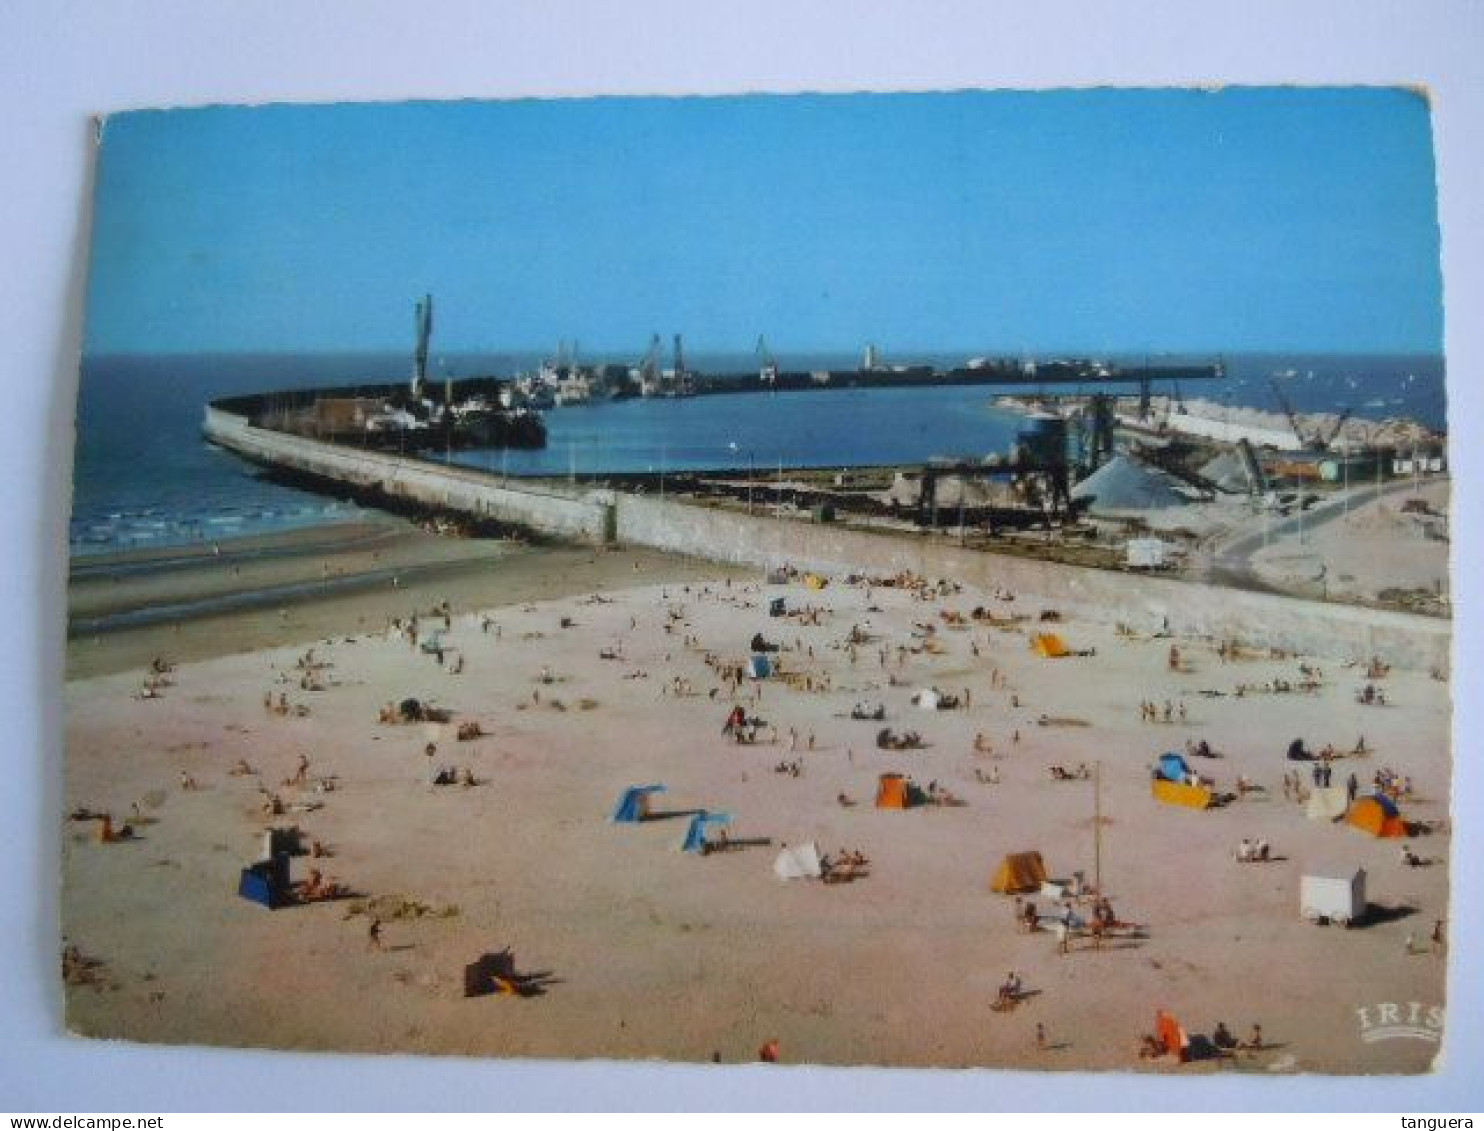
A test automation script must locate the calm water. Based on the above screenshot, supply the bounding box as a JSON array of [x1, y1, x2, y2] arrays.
[[71, 351, 1446, 557]]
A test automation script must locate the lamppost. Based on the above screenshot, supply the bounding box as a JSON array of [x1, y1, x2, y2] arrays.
[[729, 442, 754, 514]]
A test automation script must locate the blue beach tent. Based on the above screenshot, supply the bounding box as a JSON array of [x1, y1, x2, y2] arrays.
[[611, 784, 667, 823], [681, 811, 732, 853], [749, 655, 772, 679], [237, 853, 291, 909], [1157, 752, 1192, 783]]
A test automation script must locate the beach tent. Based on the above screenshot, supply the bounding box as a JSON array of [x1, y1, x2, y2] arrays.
[[1306, 786, 1351, 822], [915, 688, 942, 711], [237, 854, 291, 909], [748, 655, 773, 679], [1156, 1010, 1190, 1062], [1301, 868, 1366, 924], [1156, 752, 1192, 783], [1346, 794, 1407, 838], [990, 851, 1048, 894], [803, 573, 828, 591], [773, 841, 824, 881], [876, 773, 912, 809], [681, 811, 732, 853], [1152, 777, 1212, 809], [1152, 755, 1211, 808], [769, 597, 786, 618], [1030, 633, 1070, 658], [611, 784, 666, 823]]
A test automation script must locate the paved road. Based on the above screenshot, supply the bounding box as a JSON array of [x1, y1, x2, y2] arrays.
[[1197, 477, 1438, 594]]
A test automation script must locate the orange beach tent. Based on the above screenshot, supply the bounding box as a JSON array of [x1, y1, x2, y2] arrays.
[[1030, 633, 1070, 658], [876, 773, 911, 809], [1156, 1010, 1190, 1062], [1346, 794, 1407, 838], [990, 851, 1048, 894]]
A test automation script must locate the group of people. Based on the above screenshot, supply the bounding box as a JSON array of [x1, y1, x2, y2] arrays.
[[820, 847, 870, 883], [137, 658, 175, 699], [721, 704, 771, 745], [993, 970, 1026, 1010], [875, 727, 924, 751], [1139, 1022, 1264, 1060], [1184, 738, 1218, 759], [264, 690, 308, 718], [1048, 764, 1091, 781], [1139, 699, 1187, 724], [1373, 766, 1414, 801], [1235, 837, 1272, 863], [297, 867, 346, 902]]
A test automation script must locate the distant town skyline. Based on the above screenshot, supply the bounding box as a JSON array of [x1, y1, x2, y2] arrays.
[[84, 88, 1443, 357]]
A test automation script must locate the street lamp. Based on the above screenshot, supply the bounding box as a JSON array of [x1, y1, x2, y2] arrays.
[[729, 441, 755, 514]]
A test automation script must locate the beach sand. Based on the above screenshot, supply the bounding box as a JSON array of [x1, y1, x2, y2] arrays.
[[62, 518, 1450, 1072]]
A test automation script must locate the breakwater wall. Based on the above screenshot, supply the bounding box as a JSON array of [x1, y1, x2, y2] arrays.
[[203, 406, 611, 542], [205, 406, 1449, 670]]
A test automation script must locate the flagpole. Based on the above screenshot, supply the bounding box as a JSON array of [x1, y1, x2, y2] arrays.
[[1094, 760, 1103, 897]]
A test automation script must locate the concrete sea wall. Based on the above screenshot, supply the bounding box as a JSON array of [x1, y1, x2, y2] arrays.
[[203, 406, 611, 542], [205, 407, 1450, 671], [611, 494, 1448, 670]]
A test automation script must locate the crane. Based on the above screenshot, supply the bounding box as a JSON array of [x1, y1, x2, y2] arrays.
[[637, 333, 662, 380], [1268, 378, 1311, 449], [412, 294, 434, 395], [1324, 406, 1354, 448], [1270, 380, 1354, 452], [756, 335, 779, 388]]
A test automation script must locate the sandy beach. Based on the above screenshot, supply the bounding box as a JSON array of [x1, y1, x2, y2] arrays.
[[67, 518, 745, 680], [62, 516, 1450, 1072]]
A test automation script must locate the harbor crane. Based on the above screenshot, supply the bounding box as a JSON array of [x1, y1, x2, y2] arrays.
[[637, 333, 662, 383], [1269, 378, 1351, 451], [756, 335, 779, 388], [411, 294, 434, 395]]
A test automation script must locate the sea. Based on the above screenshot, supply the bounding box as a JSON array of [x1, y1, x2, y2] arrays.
[[71, 351, 1447, 558]]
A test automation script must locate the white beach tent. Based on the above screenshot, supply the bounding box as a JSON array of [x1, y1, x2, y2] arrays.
[[1301, 868, 1366, 925], [915, 688, 942, 711], [773, 841, 824, 881], [1306, 785, 1350, 821]]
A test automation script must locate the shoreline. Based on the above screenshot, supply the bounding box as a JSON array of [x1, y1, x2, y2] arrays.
[[66, 518, 753, 680]]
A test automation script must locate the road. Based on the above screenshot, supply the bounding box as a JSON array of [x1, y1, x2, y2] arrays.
[[1197, 476, 1437, 595]]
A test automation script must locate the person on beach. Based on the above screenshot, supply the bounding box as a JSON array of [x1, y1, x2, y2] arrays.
[[367, 917, 383, 951]]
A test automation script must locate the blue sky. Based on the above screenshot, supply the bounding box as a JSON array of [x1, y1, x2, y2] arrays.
[[83, 88, 1443, 357]]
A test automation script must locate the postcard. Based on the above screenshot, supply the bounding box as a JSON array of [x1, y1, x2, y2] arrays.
[[64, 88, 1449, 1072]]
